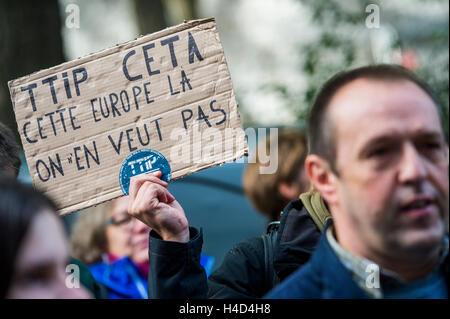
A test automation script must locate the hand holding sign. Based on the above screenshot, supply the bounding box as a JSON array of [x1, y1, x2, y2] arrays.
[[128, 171, 189, 243]]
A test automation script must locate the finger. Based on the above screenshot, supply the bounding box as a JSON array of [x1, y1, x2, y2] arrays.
[[150, 170, 162, 177], [138, 183, 171, 210], [152, 183, 171, 204], [129, 174, 168, 202], [143, 182, 168, 204], [128, 176, 145, 204], [129, 177, 161, 214], [132, 184, 166, 232], [131, 173, 168, 187], [165, 189, 175, 203], [129, 182, 162, 217]]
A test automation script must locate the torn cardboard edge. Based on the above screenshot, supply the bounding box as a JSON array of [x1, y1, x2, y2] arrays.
[[9, 17, 249, 216]]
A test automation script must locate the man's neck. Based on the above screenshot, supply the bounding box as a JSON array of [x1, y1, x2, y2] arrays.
[[332, 222, 443, 282]]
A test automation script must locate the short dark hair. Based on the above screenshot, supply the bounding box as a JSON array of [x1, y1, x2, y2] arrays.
[[307, 64, 443, 172], [0, 177, 57, 298], [0, 122, 21, 177]]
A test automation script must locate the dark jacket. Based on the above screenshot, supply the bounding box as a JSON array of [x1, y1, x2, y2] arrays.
[[147, 199, 322, 298], [266, 222, 450, 299]]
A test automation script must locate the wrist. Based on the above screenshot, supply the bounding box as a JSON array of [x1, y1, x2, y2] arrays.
[[161, 227, 190, 243]]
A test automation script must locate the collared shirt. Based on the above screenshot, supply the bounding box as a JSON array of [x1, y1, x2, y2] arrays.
[[326, 226, 449, 299]]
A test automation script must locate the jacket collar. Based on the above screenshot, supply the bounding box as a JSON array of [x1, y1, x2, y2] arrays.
[[311, 222, 450, 298], [308, 221, 373, 298]]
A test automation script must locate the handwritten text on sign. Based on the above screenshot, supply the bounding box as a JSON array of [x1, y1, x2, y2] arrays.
[[9, 18, 247, 215]]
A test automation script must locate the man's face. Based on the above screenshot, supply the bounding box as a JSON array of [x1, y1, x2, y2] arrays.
[[329, 78, 448, 259]]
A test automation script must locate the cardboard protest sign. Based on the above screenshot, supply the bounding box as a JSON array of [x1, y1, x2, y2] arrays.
[[8, 18, 248, 215]]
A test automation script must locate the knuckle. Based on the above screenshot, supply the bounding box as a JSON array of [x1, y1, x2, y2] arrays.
[[148, 183, 161, 193], [129, 203, 138, 216]]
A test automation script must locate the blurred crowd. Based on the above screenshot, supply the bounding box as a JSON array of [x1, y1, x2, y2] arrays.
[[1, 64, 448, 299]]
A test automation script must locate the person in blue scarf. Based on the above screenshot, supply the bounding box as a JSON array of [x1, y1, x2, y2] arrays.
[[81, 196, 214, 299]]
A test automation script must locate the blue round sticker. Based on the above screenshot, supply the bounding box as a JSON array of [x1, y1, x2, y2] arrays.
[[119, 149, 171, 195]]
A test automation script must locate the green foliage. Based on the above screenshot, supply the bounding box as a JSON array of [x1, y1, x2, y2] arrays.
[[294, 0, 368, 123], [417, 59, 450, 137], [261, 0, 449, 136]]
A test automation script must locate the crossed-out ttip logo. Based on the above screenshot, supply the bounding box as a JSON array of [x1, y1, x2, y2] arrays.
[[119, 149, 172, 196]]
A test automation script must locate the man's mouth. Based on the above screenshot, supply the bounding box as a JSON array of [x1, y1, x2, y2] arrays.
[[400, 196, 437, 217]]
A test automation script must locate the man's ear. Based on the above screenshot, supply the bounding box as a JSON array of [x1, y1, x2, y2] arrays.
[[305, 154, 339, 206]]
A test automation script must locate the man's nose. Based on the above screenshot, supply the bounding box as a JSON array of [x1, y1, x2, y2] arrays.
[[398, 143, 427, 184]]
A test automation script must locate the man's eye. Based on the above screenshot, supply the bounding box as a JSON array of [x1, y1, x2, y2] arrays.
[[419, 142, 444, 160], [367, 147, 390, 158], [424, 142, 441, 150]]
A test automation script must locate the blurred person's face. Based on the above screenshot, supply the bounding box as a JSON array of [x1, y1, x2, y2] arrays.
[[279, 166, 310, 200], [7, 210, 90, 299], [105, 197, 133, 258], [321, 79, 448, 262], [131, 219, 151, 264]]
